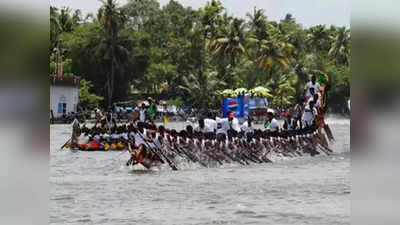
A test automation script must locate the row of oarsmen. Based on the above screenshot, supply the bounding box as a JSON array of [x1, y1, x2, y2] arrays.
[[123, 122, 332, 169]]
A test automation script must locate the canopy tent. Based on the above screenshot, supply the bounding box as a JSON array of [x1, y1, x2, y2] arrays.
[[219, 89, 235, 98], [234, 88, 247, 96], [249, 86, 272, 97]]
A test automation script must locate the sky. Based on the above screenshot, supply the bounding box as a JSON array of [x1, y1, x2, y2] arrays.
[[50, 0, 350, 28]]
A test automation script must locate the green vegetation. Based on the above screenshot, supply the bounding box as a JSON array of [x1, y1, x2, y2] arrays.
[[50, 0, 350, 113], [79, 79, 104, 109]]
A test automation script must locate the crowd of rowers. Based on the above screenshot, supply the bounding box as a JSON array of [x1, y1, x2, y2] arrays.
[[70, 110, 332, 169], [67, 75, 333, 169]]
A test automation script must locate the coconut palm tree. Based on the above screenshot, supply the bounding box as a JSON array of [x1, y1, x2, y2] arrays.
[[329, 27, 350, 65], [246, 7, 268, 61], [123, 0, 160, 30], [179, 71, 226, 111], [267, 72, 297, 109], [50, 6, 61, 50], [97, 0, 131, 107], [72, 9, 82, 27], [59, 7, 74, 33], [201, 0, 224, 39], [246, 7, 268, 40], [306, 25, 330, 53], [210, 18, 247, 88], [50, 6, 78, 50], [258, 34, 293, 81]]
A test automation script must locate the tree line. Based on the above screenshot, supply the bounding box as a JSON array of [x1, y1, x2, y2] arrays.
[[50, 0, 350, 113]]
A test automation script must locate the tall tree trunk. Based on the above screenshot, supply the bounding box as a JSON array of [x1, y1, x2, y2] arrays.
[[267, 67, 274, 84], [111, 62, 115, 107], [230, 56, 235, 89], [106, 60, 115, 109]]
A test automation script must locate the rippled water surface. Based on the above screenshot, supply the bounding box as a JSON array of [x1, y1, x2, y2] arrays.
[[50, 117, 350, 225]]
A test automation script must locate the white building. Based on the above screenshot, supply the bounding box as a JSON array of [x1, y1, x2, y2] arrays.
[[50, 75, 80, 118]]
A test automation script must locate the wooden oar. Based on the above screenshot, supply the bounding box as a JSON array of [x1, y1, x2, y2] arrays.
[[317, 144, 332, 155], [220, 148, 245, 165], [178, 146, 208, 167], [176, 146, 208, 167], [202, 149, 223, 165], [176, 146, 199, 163], [137, 132, 178, 171], [154, 140, 185, 161], [233, 150, 250, 165], [159, 138, 208, 167], [169, 144, 187, 159], [252, 151, 264, 162], [136, 133, 165, 164], [261, 154, 273, 163], [59, 138, 71, 151]]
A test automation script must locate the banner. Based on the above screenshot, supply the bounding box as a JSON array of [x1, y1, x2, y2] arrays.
[[244, 97, 268, 118], [222, 97, 268, 118], [222, 98, 243, 118]]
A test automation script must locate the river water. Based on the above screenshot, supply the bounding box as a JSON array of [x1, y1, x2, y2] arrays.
[[50, 117, 350, 225]]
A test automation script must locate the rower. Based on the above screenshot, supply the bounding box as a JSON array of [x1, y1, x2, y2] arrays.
[[282, 113, 296, 131], [227, 112, 240, 133], [313, 93, 321, 109], [185, 125, 194, 138], [241, 116, 254, 138], [106, 113, 117, 129], [301, 100, 317, 128], [293, 104, 303, 129], [95, 108, 102, 121], [216, 117, 228, 138], [204, 112, 217, 133], [194, 118, 207, 133], [265, 111, 279, 133]]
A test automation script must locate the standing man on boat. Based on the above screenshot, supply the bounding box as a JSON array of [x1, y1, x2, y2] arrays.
[[70, 118, 81, 149], [315, 73, 335, 142], [304, 75, 320, 101]]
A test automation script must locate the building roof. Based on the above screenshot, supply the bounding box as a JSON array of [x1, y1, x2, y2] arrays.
[[50, 75, 81, 87]]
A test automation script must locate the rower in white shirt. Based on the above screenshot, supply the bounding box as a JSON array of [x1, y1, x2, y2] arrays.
[[264, 110, 279, 132], [204, 112, 217, 133], [194, 118, 207, 133], [302, 100, 317, 128], [216, 117, 229, 136], [241, 116, 254, 136], [227, 112, 241, 133]]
